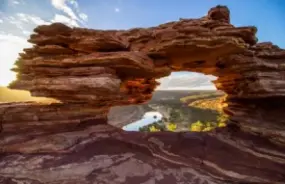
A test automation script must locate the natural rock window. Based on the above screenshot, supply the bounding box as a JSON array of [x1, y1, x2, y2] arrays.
[[110, 71, 225, 132], [1, 5, 285, 184]]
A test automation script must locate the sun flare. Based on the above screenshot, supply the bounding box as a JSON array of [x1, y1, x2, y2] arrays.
[[0, 70, 16, 87], [0, 34, 32, 87]]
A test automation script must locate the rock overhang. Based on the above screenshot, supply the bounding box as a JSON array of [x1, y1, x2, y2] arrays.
[[9, 6, 260, 105], [1, 5, 285, 183], [7, 6, 285, 144]]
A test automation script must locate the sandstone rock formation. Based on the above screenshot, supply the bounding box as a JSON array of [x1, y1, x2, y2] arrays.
[[108, 105, 146, 127], [1, 5, 285, 184]]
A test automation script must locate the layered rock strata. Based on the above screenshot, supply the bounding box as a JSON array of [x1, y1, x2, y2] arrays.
[[0, 121, 284, 184], [10, 5, 257, 104], [1, 5, 285, 184]]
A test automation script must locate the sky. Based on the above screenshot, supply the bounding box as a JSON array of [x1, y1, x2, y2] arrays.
[[0, 0, 284, 89]]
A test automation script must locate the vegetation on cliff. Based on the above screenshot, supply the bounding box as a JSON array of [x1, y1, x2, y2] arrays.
[[180, 91, 223, 103], [139, 93, 228, 132]]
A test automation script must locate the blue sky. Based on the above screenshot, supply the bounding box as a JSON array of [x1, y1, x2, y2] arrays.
[[0, 0, 284, 88]]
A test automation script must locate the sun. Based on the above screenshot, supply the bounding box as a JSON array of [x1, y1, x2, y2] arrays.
[[0, 34, 32, 87], [0, 54, 17, 87], [0, 70, 16, 87]]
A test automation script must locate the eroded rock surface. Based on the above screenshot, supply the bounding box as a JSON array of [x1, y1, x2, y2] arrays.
[[0, 118, 284, 183], [10, 5, 257, 104], [1, 5, 285, 184], [108, 105, 146, 128]]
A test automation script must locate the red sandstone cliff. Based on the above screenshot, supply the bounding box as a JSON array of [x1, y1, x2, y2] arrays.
[[0, 5, 285, 184]]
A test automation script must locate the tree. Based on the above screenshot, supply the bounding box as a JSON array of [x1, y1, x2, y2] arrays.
[[139, 120, 166, 132], [149, 125, 160, 132], [217, 112, 228, 127], [139, 126, 149, 132], [202, 121, 215, 132], [189, 120, 215, 132], [189, 121, 204, 132], [169, 109, 183, 122], [166, 123, 177, 132]]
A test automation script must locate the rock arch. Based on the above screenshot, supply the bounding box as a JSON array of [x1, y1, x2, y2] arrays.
[[1, 6, 285, 184]]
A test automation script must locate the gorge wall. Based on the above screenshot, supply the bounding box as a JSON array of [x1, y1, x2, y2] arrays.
[[1, 6, 285, 184]]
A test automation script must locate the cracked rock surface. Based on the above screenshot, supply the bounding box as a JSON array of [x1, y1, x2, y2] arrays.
[[1, 5, 285, 184]]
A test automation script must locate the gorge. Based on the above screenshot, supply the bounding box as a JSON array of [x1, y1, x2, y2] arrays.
[[0, 5, 285, 184]]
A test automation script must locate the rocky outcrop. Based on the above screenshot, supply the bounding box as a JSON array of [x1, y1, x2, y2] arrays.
[[108, 105, 146, 127], [9, 5, 257, 104], [1, 5, 285, 184], [0, 116, 284, 183], [0, 102, 108, 137]]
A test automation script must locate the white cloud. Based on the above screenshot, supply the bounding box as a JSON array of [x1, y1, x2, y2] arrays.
[[156, 72, 217, 90], [8, 16, 25, 30], [157, 86, 216, 91], [10, 0, 20, 5], [68, 0, 78, 9], [51, 0, 78, 20], [22, 30, 32, 36], [52, 14, 79, 27], [16, 13, 50, 25], [79, 13, 88, 22], [8, 0, 25, 6], [115, 8, 120, 12], [0, 34, 32, 86], [50, 0, 88, 26], [0, 19, 3, 23], [6, 14, 50, 37]]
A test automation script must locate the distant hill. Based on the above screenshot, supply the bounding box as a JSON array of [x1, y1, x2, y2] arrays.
[[180, 91, 224, 104], [180, 91, 226, 112], [151, 90, 222, 104], [188, 97, 226, 112], [0, 87, 56, 103]]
